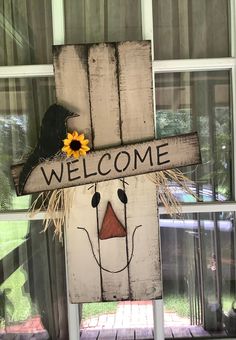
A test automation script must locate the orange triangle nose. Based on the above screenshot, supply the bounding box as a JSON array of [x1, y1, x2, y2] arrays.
[[99, 202, 127, 240]]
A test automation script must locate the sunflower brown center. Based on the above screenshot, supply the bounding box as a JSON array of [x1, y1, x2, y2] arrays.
[[70, 140, 82, 151]]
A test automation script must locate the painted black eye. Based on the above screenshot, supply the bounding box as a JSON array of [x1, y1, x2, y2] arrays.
[[117, 189, 128, 204], [91, 192, 101, 208]]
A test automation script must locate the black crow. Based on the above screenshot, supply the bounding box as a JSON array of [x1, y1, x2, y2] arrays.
[[18, 103, 78, 195]]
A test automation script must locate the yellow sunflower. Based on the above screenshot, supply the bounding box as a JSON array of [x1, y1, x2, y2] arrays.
[[62, 131, 90, 159]]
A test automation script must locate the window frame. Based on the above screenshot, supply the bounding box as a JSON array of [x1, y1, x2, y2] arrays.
[[0, 0, 235, 339]]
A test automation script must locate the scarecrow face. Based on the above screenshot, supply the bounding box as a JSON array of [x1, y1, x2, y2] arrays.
[[66, 175, 161, 302], [76, 179, 142, 273]]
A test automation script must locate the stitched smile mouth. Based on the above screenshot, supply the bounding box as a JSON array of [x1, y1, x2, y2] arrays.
[[77, 225, 142, 273]]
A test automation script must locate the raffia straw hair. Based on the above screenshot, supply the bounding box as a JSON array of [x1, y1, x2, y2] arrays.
[[29, 169, 197, 240], [146, 169, 198, 216], [29, 187, 76, 241]]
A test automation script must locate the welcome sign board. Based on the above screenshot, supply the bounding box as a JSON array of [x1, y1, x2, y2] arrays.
[[11, 41, 201, 302], [12, 133, 200, 195]]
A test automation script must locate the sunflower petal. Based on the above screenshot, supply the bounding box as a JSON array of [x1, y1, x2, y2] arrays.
[[79, 149, 86, 156], [73, 151, 80, 159], [78, 134, 85, 142], [67, 149, 73, 157], [67, 133, 73, 140], [72, 131, 79, 138], [63, 139, 70, 146], [62, 146, 70, 152], [81, 145, 90, 152], [83, 139, 89, 145]]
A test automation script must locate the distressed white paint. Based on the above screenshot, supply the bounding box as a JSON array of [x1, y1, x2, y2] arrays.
[[96, 180, 129, 301], [53, 45, 92, 140], [66, 184, 102, 303], [89, 42, 130, 301], [12, 133, 200, 195], [88, 43, 121, 149], [125, 175, 162, 300], [118, 41, 154, 143]]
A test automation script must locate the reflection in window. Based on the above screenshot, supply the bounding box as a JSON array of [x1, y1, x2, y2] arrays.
[[160, 212, 236, 334], [0, 78, 55, 211], [0, 220, 67, 337], [155, 71, 232, 202], [153, 0, 230, 59], [0, 0, 53, 66]]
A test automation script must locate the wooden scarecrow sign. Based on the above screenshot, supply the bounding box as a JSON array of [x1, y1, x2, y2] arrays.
[[11, 41, 201, 303]]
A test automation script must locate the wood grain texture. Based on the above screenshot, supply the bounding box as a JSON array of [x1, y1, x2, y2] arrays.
[[164, 327, 173, 338], [96, 180, 129, 301], [12, 133, 200, 195], [98, 329, 117, 339], [66, 184, 102, 303], [53, 45, 92, 141], [88, 43, 121, 149], [116, 328, 135, 339], [171, 326, 192, 338], [118, 41, 154, 143], [80, 329, 99, 339], [135, 328, 154, 339], [125, 175, 162, 300], [189, 325, 210, 337]]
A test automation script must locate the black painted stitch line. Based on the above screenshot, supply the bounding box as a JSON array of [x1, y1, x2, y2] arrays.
[[123, 179, 132, 299], [94, 183, 103, 299], [119, 178, 129, 186], [87, 45, 95, 151], [115, 43, 123, 145], [76, 225, 142, 274]]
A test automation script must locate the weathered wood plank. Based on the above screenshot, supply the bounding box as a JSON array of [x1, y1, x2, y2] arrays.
[[53, 45, 92, 140], [88, 41, 129, 301], [53, 44, 103, 304], [164, 327, 173, 338], [210, 329, 227, 337], [88, 43, 121, 149], [96, 180, 129, 301], [125, 175, 162, 300], [189, 325, 210, 337], [117, 328, 135, 339], [118, 41, 154, 144], [171, 326, 192, 338], [80, 329, 100, 339], [66, 185, 102, 303], [98, 329, 117, 339], [135, 327, 154, 339], [12, 133, 200, 195]]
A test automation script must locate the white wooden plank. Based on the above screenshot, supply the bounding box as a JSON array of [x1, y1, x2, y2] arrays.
[[118, 41, 161, 302], [125, 175, 162, 300], [66, 184, 102, 303], [53, 44, 101, 304], [88, 43, 121, 149], [88, 43, 129, 301], [12, 133, 200, 195], [53, 45, 92, 140], [96, 180, 129, 301], [118, 41, 154, 143]]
